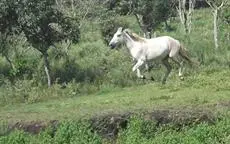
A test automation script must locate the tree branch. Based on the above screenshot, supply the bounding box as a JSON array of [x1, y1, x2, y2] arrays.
[[205, 0, 217, 9], [79, 6, 90, 29], [217, 1, 226, 10]]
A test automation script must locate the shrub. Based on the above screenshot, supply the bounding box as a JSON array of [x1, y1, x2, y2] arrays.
[[54, 121, 102, 144]]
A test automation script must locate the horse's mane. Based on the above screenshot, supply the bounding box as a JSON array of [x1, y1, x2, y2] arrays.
[[124, 29, 146, 42]]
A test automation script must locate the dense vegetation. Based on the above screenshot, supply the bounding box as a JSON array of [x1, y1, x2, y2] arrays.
[[0, 0, 230, 143], [1, 116, 230, 144]]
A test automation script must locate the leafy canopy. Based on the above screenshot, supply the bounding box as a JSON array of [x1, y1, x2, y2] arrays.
[[16, 0, 80, 53], [108, 0, 175, 32], [0, 0, 20, 55]]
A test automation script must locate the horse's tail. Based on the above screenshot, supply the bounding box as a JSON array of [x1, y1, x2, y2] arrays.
[[179, 45, 199, 66]]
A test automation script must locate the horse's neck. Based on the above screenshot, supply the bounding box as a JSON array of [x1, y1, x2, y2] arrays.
[[123, 33, 135, 51]]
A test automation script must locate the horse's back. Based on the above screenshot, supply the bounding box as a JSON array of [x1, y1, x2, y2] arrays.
[[145, 37, 170, 60], [145, 36, 180, 60]]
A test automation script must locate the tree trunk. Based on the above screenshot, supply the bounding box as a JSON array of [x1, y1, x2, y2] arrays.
[[205, 0, 226, 49], [144, 31, 152, 39], [165, 21, 170, 31], [177, 0, 195, 34], [177, 0, 187, 33], [213, 9, 218, 49], [135, 14, 151, 38], [4, 54, 15, 71], [71, 0, 76, 17], [187, 0, 196, 33], [43, 52, 52, 87]]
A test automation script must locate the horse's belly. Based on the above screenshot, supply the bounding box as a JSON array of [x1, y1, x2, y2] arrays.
[[146, 48, 169, 60]]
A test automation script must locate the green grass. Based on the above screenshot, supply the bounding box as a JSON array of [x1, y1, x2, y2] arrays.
[[1, 67, 230, 123], [1, 8, 230, 144]]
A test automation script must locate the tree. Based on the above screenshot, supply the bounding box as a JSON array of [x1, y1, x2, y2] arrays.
[[205, 0, 227, 49], [16, 0, 80, 87], [107, 0, 174, 38], [221, 1, 230, 41], [55, 0, 99, 29], [176, 0, 196, 34], [0, 0, 19, 71]]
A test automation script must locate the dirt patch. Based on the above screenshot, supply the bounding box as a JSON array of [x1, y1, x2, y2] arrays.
[[1, 120, 58, 136], [0, 108, 221, 138], [90, 109, 216, 139], [149, 109, 215, 125], [90, 113, 131, 139]]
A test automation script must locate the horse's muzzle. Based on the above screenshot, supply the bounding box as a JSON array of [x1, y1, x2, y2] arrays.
[[109, 43, 116, 49]]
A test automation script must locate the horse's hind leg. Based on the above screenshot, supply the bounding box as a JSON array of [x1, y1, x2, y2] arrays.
[[171, 57, 184, 80], [145, 63, 155, 81], [162, 58, 172, 84]]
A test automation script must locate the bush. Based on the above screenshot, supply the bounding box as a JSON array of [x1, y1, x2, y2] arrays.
[[0, 130, 32, 144], [101, 16, 130, 45], [0, 121, 102, 144], [1, 116, 230, 144], [116, 116, 230, 144], [54, 121, 102, 144]]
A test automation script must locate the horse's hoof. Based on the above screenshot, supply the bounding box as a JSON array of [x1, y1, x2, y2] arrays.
[[162, 80, 166, 85], [142, 75, 146, 79], [150, 77, 155, 81], [180, 76, 184, 81]]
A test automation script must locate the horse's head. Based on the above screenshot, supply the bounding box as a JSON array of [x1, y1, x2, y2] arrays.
[[109, 27, 124, 49]]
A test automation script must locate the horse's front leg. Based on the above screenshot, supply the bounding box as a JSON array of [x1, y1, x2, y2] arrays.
[[132, 59, 145, 79]]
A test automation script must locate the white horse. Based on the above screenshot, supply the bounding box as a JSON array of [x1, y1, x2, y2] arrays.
[[109, 27, 194, 84]]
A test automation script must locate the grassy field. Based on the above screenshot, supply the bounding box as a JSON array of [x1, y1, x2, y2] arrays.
[[1, 67, 230, 123], [1, 67, 230, 143]]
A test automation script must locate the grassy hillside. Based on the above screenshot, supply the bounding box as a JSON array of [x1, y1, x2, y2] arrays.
[[1, 68, 230, 143], [1, 8, 229, 105], [0, 8, 230, 143], [1, 67, 230, 123]]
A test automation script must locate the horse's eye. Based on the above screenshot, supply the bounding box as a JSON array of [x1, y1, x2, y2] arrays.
[[117, 34, 121, 37]]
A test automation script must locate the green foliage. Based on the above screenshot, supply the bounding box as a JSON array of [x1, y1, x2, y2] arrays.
[[0, 121, 102, 144], [100, 12, 130, 44], [0, 0, 20, 71], [1, 4, 230, 144], [0, 0, 19, 34], [0, 130, 32, 144], [54, 121, 101, 144], [117, 116, 157, 144], [0, 120, 8, 137], [107, 0, 175, 33], [117, 116, 230, 144], [2, 117, 230, 144], [16, 0, 80, 53], [0, 8, 229, 105], [13, 0, 81, 86], [220, 2, 230, 37], [221, 3, 230, 24], [9, 55, 38, 78]]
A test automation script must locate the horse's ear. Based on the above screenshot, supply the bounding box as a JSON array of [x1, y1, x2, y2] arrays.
[[118, 27, 123, 32], [123, 28, 130, 34]]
